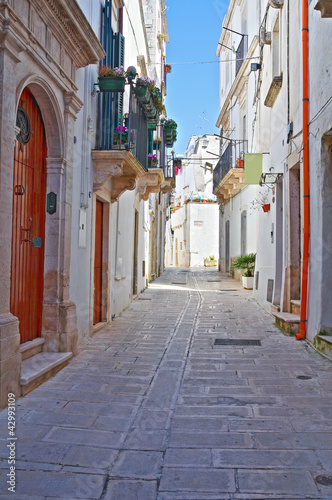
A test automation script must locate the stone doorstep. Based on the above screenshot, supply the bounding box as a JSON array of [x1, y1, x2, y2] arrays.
[[270, 304, 280, 314], [20, 352, 73, 396], [272, 311, 300, 336], [314, 335, 332, 362], [20, 338, 45, 361], [291, 299, 301, 316]]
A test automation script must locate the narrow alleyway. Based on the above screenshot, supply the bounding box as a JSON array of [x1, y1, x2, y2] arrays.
[[1, 267, 332, 499]]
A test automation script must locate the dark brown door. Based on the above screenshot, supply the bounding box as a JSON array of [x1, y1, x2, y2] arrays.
[[93, 200, 103, 324], [11, 88, 47, 343]]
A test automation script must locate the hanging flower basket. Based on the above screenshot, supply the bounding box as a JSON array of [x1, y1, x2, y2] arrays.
[[98, 76, 126, 92], [134, 83, 159, 121], [134, 82, 151, 102], [163, 119, 177, 147]]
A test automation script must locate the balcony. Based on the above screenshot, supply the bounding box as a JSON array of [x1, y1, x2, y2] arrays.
[[213, 143, 245, 203], [161, 158, 176, 194], [93, 85, 159, 201]]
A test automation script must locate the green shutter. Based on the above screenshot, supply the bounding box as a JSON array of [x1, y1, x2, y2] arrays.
[[114, 32, 125, 127]]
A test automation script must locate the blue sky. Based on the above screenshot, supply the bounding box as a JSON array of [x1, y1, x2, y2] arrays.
[[165, 0, 228, 155]]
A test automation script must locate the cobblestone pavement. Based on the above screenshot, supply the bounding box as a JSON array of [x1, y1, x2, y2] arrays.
[[1, 267, 332, 499]]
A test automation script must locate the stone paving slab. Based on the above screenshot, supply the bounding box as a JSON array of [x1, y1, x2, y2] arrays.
[[1, 267, 332, 499]]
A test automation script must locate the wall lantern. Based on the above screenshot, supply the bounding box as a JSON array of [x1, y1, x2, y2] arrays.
[[259, 172, 283, 186]]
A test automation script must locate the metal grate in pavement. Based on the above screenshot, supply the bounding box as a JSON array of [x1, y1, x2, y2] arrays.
[[315, 475, 332, 486], [214, 339, 262, 346]]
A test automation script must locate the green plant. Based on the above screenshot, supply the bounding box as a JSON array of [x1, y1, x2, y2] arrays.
[[232, 253, 256, 277], [204, 255, 216, 261], [98, 65, 126, 77]]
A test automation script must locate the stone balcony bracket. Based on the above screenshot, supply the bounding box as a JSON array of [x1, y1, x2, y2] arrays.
[[315, 0, 332, 17], [161, 177, 176, 194], [264, 75, 283, 108], [214, 168, 245, 204], [91, 150, 147, 202], [137, 168, 165, 201]]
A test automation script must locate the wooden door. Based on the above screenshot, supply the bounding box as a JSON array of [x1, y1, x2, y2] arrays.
[[11, 88, 47, 343], [93, 200, 103, 324]]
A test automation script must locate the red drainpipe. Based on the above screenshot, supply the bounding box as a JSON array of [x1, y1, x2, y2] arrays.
[[296, 0, 310, 340]]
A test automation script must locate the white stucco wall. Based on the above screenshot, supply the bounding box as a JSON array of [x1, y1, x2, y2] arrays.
[[187, 203, 219, 267], [306, 6, 332, 341]]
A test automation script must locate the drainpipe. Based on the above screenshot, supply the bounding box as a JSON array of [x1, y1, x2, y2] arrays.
[[296, 0, 310, 340]]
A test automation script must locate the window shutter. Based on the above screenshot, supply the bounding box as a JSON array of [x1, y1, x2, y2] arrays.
[[113, 32, 125, 126]]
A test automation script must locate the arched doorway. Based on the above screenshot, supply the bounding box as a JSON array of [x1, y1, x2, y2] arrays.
[[11, 88, 47, 343]]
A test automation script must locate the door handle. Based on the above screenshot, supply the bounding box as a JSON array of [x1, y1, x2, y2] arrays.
[[15, 185, 25, 195]]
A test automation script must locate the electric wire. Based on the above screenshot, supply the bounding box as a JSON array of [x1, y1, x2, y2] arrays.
[[309, 95, 332, 125], [152, 56, 260, 66]]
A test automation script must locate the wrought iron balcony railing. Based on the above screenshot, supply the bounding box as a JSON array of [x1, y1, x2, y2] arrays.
[[95, 86, 149, 171], [213, 142, 233, 191]]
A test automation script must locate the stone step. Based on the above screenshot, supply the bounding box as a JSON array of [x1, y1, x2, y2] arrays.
[[20, 338, 45, 361], [291, 299, 301, 316], [20, 352, 73, 396], [273, 311, 300, 336], [314, 335, 332, 362], [270, 304, 280, 314]]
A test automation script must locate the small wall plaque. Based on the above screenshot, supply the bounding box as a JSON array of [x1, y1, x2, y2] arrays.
[[32, 237, 42, 248], [47, 192, 57, 214]]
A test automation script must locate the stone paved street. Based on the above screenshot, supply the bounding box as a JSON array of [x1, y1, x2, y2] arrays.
[[1, 267, 332, 499]]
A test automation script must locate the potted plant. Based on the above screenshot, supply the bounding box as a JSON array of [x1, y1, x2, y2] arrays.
[[204, 255, 217, 267], [148, 153, 158, 167], [232, 253, 256, 289], [237, 157, 244, 168], [113, 125, 128, 146], [163, 119, 177, 147], [98, 65, 126, 92], [250, 191, 271, 213], [165, 63, 172, 74], [134, 77, 163, 121]]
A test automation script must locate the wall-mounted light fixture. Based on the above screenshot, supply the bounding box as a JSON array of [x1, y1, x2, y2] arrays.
[[91, 83, 100, 97], [259, 172, 283, 186]]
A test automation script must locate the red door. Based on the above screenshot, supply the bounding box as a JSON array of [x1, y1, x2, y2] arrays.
[[93, 200, 103, 324], [11, 88, 47, 343]]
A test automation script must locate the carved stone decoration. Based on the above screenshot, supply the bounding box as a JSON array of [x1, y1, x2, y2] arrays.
[[315, 0, 332, 17], [136, 168, 165, 201], [92, 150, 147, 202], [264, 75, 283, 108], [213, 168, 245, 204], [269, 0, 284, 8], [5, 0, 105, 75], [161, 178, 175, 194]]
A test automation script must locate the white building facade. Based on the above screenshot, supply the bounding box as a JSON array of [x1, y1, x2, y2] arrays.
[[214, 0, 332, 354], [0, 0, 173, 408], [168, 135, 220, 267]]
